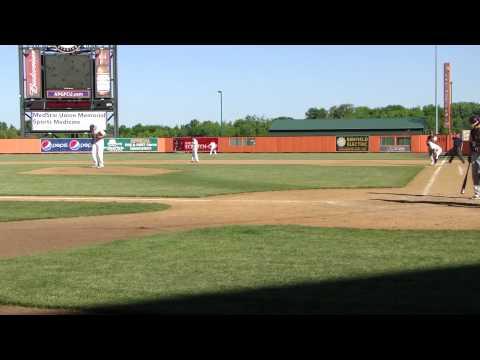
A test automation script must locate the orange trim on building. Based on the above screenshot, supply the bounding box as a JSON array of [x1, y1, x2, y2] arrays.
[[410, 135, 429, 153], [156, 137, 173, 152], [368, 136, 380, 152], [219, 136, 337, 153], [0, 139, 40, 153]]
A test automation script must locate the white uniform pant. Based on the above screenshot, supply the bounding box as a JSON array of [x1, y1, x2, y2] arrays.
[[430, 147, 442, 164], [92, 141, 104, 167], [192, 149, 199, 162], [210, 148, 217, 156], [472, 152, 480, 195]]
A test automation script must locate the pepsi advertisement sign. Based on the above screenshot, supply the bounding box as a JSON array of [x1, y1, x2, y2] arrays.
[[41, 138, 93, 152]]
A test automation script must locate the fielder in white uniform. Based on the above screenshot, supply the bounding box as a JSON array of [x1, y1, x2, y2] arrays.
[[191, 137, 199, 163], [90, 124, 106, 168], [209, 141, 217, 156], [427, 136, 442, 165]]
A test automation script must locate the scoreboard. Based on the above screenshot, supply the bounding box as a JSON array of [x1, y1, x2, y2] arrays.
[[20, 45, 116, 134], [24, 46, 112, 102], [44, 54, 92, 94]]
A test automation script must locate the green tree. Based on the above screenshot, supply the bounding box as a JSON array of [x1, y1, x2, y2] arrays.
[[328, 104, 354, 118], [305, 107, 328, 119], [352, 106, 373, 118], [0, 122, 20, 139]]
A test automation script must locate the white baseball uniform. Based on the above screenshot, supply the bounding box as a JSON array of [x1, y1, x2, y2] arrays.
[[191, 138, 199, 162], [427, 140, 442, 165], [209, 141, 217, 156], [92, 128, 106, 168]]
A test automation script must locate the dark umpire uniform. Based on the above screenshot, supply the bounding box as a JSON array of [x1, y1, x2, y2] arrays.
[[469, 116, 480, 199], [448, 133, 465, 164]]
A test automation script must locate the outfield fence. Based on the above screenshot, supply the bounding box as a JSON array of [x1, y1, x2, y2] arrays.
[[0, 134, 471, 154]]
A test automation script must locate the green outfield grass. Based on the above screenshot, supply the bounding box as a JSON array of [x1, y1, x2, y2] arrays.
[[1, 225, 479, 314], [0, 152, 429, 161], [0, 163, 423, 197], [0, 201, 169, 222]]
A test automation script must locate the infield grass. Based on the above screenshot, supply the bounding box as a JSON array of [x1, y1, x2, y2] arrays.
[[0, 201, 170, 222], [0, 225, 479, 313], [0, 163, 423, 197]]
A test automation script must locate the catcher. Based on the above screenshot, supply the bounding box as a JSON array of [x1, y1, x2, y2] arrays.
[[427, 135, 442, 165]]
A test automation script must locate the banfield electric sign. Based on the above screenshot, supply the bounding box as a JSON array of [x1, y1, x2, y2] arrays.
[[32, 111, 106, 132], [41, 138, 93, 152]]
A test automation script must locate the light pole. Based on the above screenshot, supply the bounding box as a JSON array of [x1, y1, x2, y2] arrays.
[[450, 80, 453, 135], [217, 90, 223, 136], [435, 45, 438, 135]]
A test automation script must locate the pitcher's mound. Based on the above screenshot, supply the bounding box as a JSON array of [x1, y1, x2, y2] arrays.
[[22, 166, 178, 176]]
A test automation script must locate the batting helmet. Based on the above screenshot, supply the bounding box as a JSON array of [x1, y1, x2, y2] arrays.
[[469, 116, 480, 126]]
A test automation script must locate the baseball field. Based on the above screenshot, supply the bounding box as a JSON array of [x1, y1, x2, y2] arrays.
[[0, 152, 479, 314]]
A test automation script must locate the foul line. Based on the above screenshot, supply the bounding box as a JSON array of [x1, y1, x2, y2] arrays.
[[422, 158, 447, 196]]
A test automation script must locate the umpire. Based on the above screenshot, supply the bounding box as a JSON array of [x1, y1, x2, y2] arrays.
[[469, 116, 480, 200], [448, 133, 465, 164]]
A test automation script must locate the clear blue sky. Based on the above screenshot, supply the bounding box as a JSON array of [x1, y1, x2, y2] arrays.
[[1, 45, 479, 128]]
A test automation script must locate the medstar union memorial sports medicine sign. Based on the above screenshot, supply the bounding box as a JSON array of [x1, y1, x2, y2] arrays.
[[31, 111, 107, 132]]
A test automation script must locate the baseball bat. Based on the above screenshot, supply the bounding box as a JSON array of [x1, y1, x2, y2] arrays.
[[460, 158, 471, 194]]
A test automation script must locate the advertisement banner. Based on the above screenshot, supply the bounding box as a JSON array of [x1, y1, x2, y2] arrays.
[[24, 49, 42, 98], [105, 138, 158, 152], [380, 145, 411, 152], [444, 63, 452, 133], [173, 137, 219, 152], [336, 136, 369, 152], [46, 89, 91, 99], [95, 48, 111, 98], [31, 112, 107, 132], [40, 138, 93, 153]]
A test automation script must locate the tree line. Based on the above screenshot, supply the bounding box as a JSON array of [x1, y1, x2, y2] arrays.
[[2, 102, 480, 138], [116, 115, 274, 138], [0, 122, 20, 138], [305, 102, 480, 134]]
